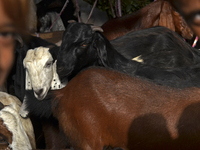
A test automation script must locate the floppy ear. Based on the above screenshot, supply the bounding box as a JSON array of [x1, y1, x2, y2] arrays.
[[51, 60, 67, 90], [25, 70, 32, 90], [159, 1, 175, 32], [93, 32, 109, 67], [171, 9, 193, 39]]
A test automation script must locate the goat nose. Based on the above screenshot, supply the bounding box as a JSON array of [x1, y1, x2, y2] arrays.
[[35, 89, 43, 96]]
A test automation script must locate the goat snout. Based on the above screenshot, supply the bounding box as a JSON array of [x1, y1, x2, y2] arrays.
[[33, 88, 48, 100]]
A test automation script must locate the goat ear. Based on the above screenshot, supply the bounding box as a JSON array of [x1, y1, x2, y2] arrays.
[[49, 46, 59, 62], [159, 1, 175, 32], [171, 9, 193, 39], [93, 33, 109, 67], [25, 70, 32, 90], [51, 60, 66, 90]]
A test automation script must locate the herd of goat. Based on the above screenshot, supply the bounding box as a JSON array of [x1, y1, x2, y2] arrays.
[[2, 0, 200, 149]]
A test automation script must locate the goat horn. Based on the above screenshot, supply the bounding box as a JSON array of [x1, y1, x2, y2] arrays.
[[68, 20, 77, 24], [15, 35, 24, 47], [91, 26, 104, 32]]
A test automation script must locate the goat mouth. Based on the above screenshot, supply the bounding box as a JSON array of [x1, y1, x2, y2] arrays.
[[34, 89, 48, 100]]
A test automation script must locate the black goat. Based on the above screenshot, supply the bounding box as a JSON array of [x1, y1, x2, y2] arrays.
[[56, 22, 200, 88], [111, 26, 200, 68]]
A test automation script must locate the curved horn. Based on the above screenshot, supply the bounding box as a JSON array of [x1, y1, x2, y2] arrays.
[[68, 20, 77, 24], [91, 26, 104, 32], [15, 35, 24, 47]]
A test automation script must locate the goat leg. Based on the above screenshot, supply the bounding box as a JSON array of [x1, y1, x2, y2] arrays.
[[19, 95, 30, 118]]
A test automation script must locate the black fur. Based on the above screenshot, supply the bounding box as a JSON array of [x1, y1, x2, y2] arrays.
[[25, 90, 54, 118], [57, 22, 200, 88], [111, 26, 200, 68]]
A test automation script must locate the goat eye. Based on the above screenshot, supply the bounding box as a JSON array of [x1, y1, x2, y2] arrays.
[[80, 42, 87, 48], [45, 62, 52, 68]]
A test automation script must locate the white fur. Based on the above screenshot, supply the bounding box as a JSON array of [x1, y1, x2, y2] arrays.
[[24, 47, 54, 100], [24, 47, 65, 100], [0, 92, 36, 150]]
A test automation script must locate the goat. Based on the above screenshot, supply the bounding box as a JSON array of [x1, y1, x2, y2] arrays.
[[7, 35, 57, 100], [0, 92, 36, 150], [36, 0, 77, 32], [101, 0, 193, 41], [110, 26, 200, 68], [49, 66, 200, 150], [6, 35, 59, 149], [56, 22, 200, 89], [20, 46, 66, 117], [19, 47, 68, 149], [39, 11, 65, 32]]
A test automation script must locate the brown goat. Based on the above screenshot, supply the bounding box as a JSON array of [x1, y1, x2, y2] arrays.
[[101, 0, 193, 40], [51, 67, 200, 150]]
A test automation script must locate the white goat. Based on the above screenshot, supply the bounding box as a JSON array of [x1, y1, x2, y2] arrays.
[[19, 47, 66, 118], [0, 92, 36, 150]]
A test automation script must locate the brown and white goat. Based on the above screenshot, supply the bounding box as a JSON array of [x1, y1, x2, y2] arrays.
[[0, 92, 36, 150], [50, 67, 200, 150], [101, 0, 193, 40]]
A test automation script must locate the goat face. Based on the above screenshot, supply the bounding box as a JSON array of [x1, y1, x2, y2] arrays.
[[23, 47, 54, 100], [57, 22, 104, 81]]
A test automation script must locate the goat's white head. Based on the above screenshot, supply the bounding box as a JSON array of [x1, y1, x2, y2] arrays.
[[24, 47, 56, 100]]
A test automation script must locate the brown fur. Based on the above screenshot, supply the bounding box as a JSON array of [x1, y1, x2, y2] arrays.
[[168, 0, 200, 38], [0, 119, 12, 149], [101, 0, 193, 40], [52, 67, 200, 150]]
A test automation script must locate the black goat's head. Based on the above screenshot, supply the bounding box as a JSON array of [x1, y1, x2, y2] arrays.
[[57, 22, 109, 81]]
